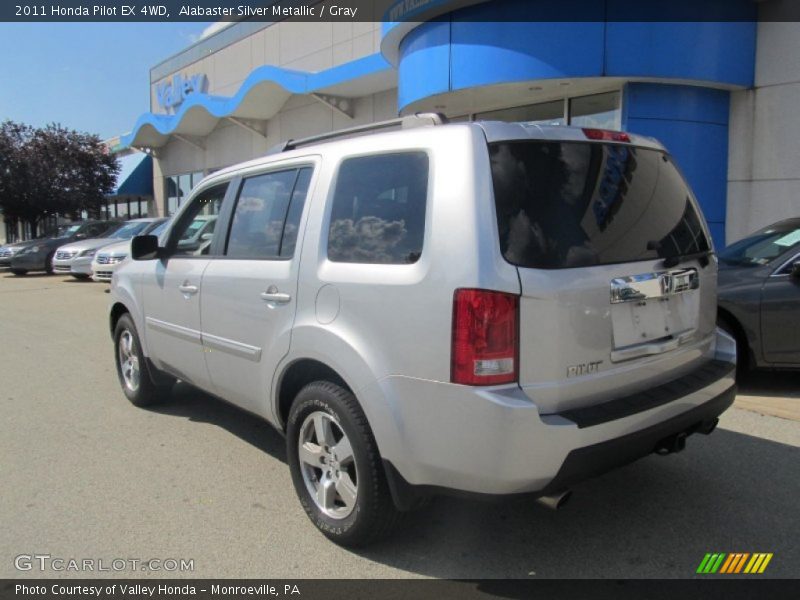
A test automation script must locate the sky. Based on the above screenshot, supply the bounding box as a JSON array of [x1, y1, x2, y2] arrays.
[[0, 22, 212, 184]]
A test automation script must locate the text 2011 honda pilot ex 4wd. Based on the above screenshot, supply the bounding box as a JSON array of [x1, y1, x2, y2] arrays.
[[109, 116, 737, 546]]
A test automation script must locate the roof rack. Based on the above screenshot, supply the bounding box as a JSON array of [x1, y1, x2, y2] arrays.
[[267, 112, 448, 155]]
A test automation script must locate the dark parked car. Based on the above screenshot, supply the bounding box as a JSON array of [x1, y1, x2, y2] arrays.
[[9, 220, 119, 275], [717, 218, 800, 371]]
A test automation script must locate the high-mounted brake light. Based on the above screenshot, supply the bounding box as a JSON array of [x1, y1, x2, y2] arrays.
[[583, 128, 631, 143], [451, 289, 519, 386]]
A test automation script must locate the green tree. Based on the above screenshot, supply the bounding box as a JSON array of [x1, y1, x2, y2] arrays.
[[0, 120, 120, 235]]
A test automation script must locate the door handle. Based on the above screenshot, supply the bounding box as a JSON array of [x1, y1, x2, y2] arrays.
[[260, 285, 291, 304], [178, 282, 199, 295]]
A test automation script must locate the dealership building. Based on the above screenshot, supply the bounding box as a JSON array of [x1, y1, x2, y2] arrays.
[[117, 0, 800, 246]]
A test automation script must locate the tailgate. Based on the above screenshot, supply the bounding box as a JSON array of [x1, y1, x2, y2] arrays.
[[487, 134, 718, 414], [516, 259, 717, 414]]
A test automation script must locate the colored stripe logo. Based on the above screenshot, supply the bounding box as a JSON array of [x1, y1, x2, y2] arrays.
[[697, 553, 773, 574]]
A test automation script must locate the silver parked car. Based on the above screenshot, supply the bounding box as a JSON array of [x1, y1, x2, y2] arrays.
[[109, 116, 737, 546], [52, 219, 164, 279], [91, 218, 169, 282]]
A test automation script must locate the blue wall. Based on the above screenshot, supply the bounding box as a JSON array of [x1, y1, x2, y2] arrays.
[[393, 0, 757, 245], [398, 5, 755, 109], [623, 83, 730, 247]]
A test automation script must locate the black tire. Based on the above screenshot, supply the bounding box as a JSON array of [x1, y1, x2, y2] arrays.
[[71, 273, 91, 280], [113, 313, 173, 407], [45, 251, 55, 274], [287, 381, 401, 547], [717, 315, 749, 376], [10, 269, 27, 276]]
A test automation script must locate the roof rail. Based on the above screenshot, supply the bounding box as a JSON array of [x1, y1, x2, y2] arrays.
[[267, 112, 448, 155]]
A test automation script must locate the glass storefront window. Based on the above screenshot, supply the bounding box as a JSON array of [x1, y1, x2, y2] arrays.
[[477, 100, 565, 125], [166, 176, 179, 216], [178, 174, 191, 208], [569, 92, 621, 129], [165, 172, 205, 216]]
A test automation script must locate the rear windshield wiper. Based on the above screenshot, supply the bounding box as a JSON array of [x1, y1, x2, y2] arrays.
[[662, 249, 713, 269]]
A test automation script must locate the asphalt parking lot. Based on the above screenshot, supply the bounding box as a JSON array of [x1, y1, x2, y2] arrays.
[[1, 272, 798, 579]]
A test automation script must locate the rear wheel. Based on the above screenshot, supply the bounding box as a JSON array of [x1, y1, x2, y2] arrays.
[[114, 313, 173, 407], [286, 381, 401, 546]]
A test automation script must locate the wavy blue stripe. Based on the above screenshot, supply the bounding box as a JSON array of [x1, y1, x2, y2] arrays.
[[121, 53, 392, 149]]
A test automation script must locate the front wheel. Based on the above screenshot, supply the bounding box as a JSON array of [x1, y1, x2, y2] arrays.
[[717, 316, 748, 375], [114, 313, 173, 407], [45, 251, 55, 274], [10, 269, 27, 276], [286, 381, 401, 547]]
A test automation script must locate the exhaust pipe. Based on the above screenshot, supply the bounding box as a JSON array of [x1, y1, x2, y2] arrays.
[[698, 418, 719, 435], [536, 489, 572, 510]]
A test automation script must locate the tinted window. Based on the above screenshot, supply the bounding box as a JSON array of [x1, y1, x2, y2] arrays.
[[170, 184, 226, 256], [490, 141, 710, 269], [226, 169, 299, 259], [327, 152, 428, 264]]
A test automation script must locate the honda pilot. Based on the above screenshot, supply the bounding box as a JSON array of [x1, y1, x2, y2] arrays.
[[109, 116, 737, 546]]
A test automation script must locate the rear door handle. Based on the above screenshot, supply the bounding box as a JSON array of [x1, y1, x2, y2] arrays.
[[260, 286, 291, 304], [178, 283, 199, 295]]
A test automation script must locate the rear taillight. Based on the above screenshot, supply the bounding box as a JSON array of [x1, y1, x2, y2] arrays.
[[583, 128, 631, 143], [451, 289, 519, 386]]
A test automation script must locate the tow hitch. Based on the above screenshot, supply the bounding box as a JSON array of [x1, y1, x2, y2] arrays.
[[655, 431, 688, 455], [655, 417, 720, 456]]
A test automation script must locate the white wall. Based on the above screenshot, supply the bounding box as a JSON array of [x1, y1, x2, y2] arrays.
[[151, 22, 382, 111], [727, 19, 800, 243], [151, 22, 388, 215], [153, 88, 397, 215]]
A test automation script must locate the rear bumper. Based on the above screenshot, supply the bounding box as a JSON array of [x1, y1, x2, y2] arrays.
[[365, 329, 737, 507], [537, 383, 733, 496]]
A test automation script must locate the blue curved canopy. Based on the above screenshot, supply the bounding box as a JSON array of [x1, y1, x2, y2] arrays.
[[121, 54, 395, 149]]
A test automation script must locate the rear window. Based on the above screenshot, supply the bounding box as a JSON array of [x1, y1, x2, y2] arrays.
[[490, 141, 710, 269]]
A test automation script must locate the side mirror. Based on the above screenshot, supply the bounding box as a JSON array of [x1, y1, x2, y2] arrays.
[[131, 235, 161, 261], [790, 261, 800, 279], [200, 232, 214, 242], [74, 233, 87, 240]]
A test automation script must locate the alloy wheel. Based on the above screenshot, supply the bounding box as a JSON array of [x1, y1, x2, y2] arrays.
[[298, 411, 358, 519], [118, 330, 140, 392]]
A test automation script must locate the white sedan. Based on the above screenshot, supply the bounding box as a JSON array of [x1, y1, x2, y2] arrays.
[[92, 218, 168, 282]]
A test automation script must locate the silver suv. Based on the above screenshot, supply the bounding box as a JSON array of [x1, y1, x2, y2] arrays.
[[109, 116, 737, 546]]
